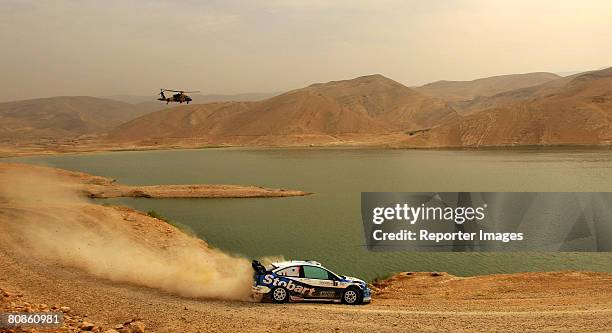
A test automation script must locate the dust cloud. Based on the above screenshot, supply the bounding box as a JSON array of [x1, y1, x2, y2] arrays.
[[0, 166, 259, 301]]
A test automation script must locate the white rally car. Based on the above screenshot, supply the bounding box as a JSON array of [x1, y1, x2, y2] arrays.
[[251, 260, 372, 305]]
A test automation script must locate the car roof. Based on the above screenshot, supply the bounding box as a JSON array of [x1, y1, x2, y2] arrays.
[[271, 260, 323, 269]]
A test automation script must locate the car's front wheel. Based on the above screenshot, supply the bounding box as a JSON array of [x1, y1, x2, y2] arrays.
[[270, 286, 289, 303], [342, 287, 363, 305]]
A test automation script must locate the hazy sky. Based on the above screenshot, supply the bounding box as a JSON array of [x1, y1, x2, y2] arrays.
[[1, 0, 611, 101]]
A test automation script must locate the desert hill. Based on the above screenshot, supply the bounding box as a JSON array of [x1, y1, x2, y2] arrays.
[[107, 92, 281, 115], [455, 71, 592, 114], [403, 67, 612, 147], [108, 74, 457, 145], [0, 96, 157, 139], [106, 92, 279, 105], [415, 72, 560, 104], [109, 101, 254, 142], [4, 70, 612, 151]]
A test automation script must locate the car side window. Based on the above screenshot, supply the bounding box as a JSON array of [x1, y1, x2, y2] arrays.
[[303, 266, 331, 280], [276, 266, 300, 277]]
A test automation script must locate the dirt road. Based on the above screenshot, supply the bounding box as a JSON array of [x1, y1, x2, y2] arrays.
[[2, 249, 611, 332]]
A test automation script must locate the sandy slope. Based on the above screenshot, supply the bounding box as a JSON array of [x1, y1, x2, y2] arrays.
[[0, 164, 610, 332]]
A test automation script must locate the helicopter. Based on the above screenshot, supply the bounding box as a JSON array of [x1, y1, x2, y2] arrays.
[[157, 89, 199, 104]]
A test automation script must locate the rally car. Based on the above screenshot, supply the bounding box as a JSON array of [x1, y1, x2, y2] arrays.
[[251, 260, 372, 305]]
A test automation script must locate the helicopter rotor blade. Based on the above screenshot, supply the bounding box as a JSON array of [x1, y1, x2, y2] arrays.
[[162, 89, 199, 93]]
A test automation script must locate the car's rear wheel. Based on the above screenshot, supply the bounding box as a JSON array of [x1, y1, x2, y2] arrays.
[[342, 287, 362, 305], [270, 286, 289, 303]]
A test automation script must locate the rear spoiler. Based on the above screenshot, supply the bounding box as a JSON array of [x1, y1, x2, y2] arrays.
[[252, 260, 267, 274]]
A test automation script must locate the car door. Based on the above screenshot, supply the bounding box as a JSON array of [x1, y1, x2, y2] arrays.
[[273, 266, 313, 298]]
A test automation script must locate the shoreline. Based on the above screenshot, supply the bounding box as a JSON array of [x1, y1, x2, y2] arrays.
[[86, 183, 311, 199], [3, 141, 612, 159], [0, 163, 311, 199]]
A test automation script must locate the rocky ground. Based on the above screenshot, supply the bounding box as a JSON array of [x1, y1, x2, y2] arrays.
[[1, 267, 610, 332], [1, 288, 145, 333]]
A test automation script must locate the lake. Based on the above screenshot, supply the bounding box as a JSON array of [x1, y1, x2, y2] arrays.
[[6, 148, 612, 280]]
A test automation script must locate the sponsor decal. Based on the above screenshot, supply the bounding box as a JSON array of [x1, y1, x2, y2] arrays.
[[317, 290, 337, 297], [262, 274, 316, 296]]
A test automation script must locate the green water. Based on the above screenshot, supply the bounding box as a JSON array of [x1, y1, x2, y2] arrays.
[[6, 148, 612, 280]]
